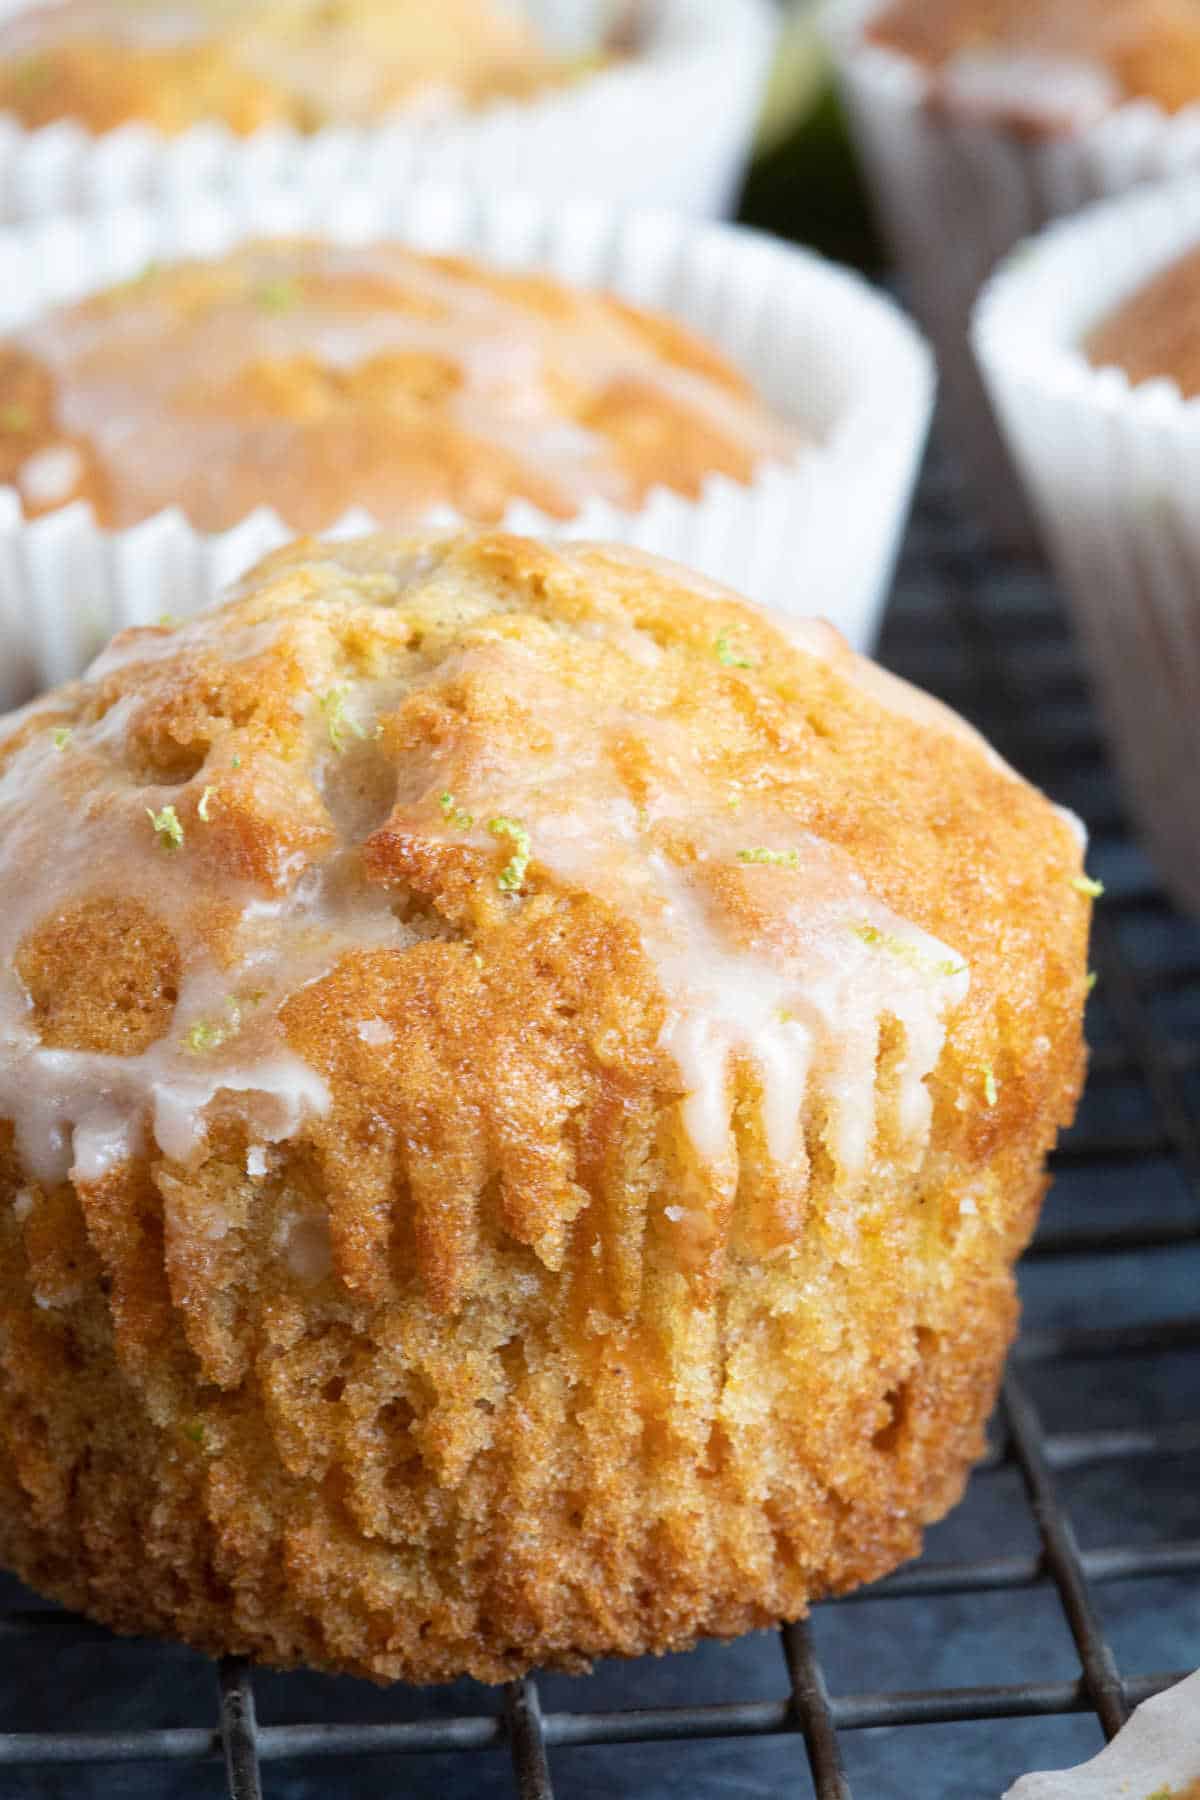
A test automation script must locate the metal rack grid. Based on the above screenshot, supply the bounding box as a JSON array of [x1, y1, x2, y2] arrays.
[[0, 454, 1197, 1797]]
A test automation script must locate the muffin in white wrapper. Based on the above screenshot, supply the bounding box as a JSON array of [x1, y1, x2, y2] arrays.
[[973, 174, 1200, 916], [0, 179, 934, 708], [824, 0, 1200, 546], [1005, 1669, 1200, 1798], [0, 0, 775, 224]]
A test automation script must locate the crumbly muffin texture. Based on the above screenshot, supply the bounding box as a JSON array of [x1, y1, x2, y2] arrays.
[[0, 0, 574, 137], [0, 533, 1089, 1683], [869, 0, 1200, 119], [0, 239, 796, 533], [1083, 245, 1200, 399]]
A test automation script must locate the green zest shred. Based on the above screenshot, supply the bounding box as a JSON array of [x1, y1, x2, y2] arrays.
[[256, 277, 301, 314], [184, 997, 242, 1055], [852, 922, 966, 980], [52, 727, 72, 751], [197, 785, 215, 822], [737, 847, 800, 869], [146, 804, 184, 851], [981, 1064, 999, 1109], [319, 686, 366, 754], [488, 816, 531, 892], [714, 633, 753, 670], [439, 791, 474, 830], [1072, 874, 1105, 898]]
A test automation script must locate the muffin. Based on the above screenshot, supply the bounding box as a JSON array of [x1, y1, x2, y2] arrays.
[[972, 175, 1200, 916], [0, 1, 776, 232], [0, 0, 574, 137], [826, 0, 1200, 546], [0, 186, 935, 704], [865, 0, 1200, 130], [0, 530, 1090, 1683], [0, 236, 799, 534]]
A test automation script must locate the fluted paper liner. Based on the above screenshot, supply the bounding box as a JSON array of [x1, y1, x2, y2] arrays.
[[1005, 1669, 1200, 1799], [974, 174, 1200, 915]]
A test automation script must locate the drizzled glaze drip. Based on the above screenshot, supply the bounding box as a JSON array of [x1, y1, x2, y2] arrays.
[[0, 534, 981, 1206], [382, 627, 970, 1183], [2, 240, 798, 532]]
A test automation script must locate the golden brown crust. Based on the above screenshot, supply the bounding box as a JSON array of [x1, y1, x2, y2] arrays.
[[0, 0, 569, 137], [0, 533, 1090, 1683], [1083, 245, 1200, 398], [0, 242, 795, 534], [868, 0, 1200, 116]]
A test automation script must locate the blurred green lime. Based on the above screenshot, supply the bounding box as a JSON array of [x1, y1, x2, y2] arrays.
[[738, 1, 883, 274]]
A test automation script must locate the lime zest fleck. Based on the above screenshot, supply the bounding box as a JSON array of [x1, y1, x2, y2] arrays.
[[488, 816, 531, 892], [197, 785, 215, 822], [184, 997, 242, 1055], [231, 753, 242, 770], [737, 847, 800, 869], [472, 952, 484, 970], [1072, 874, 1105, 898], [319, 685, 366, 754], [852, 921, 967, 980], [52, 726, 72, 751], [256, 277, 301, 314], [439, 790, 474, 830], [146, 803, 184, 851], [0, 404, 30, 432], [156, 612, 178, 628], [715, 633, 753, 670], [1086, 970, 1098, 993], [981, 1064, 998, 1109], [183, 1421, 205, 1446], [12, 54, 50, 93]]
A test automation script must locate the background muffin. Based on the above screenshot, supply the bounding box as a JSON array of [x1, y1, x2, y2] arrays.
[[0, 183, 934, 703], [0, 236, 799, 533], [826, 0, 1200, 546], [0, 530, 1089, 1683], [973, 174, 1200, 917], [0, 0, 571, 137]]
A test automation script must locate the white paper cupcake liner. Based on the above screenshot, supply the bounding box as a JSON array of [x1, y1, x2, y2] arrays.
[[824, 0, 1200, 546], [0, 176, 934, 708], [972, 174, 1200, 915], [0, 0, 776, 225]]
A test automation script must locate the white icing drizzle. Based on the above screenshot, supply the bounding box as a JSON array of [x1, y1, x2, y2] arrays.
[[0, 646, 415, 1189], [405, 628, 970, 1182], [0, 547, 977, 1212], [10, 240, 798, 532]]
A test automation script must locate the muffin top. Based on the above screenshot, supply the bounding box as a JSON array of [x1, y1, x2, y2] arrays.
[[868, 0, 1200, 127], [1083, 245, 1200, 399], [0, 239, 797, 534], [0, 532, 1089, 1297], [0, 0, 574, 138]]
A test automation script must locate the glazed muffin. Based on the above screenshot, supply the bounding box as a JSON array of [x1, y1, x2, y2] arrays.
[[1083, 244, 1200, 394], [0, 0, 580, 138], [866, 0, 1200, 130], [0, 237, 799, 534], [0, 531, 1089, 1682]]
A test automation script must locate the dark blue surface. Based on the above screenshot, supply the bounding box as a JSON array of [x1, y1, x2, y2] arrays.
[[0, 469, 1196, 1798]]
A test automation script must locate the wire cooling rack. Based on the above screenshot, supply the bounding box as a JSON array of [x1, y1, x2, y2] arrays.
[[0, 454, 1197, 1799]]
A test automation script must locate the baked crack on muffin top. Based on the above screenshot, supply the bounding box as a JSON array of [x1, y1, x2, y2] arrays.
[[0, 534, 1090, 1682], [868, 0, 1200, 129], [0, 0, 585, 136], [0, 239, 798, 533]]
